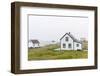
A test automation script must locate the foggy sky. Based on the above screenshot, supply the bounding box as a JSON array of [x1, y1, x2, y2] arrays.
[[29, 15, 88, 42]]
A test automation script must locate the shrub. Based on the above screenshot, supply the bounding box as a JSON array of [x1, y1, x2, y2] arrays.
[[77, 49, 82, 51]]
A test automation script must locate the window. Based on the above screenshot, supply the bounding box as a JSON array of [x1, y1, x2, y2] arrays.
[[65, 37, 68, 41], [63, 43, 66, 48], [76, 44, 79, 47], [68, 43, 72, 48]]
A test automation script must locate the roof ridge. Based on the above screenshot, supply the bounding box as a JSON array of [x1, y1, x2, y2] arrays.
[[60, 32, 82, 43]]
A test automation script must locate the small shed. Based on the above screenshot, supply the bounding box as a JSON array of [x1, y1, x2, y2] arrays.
[[28, 39, 40, 48]]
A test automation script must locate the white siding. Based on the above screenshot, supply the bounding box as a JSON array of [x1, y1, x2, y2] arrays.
[[33, 43, 39, 48], [60, 34, 74, 50], [28, 41, 33, 48], [28, 41, 39, 48], [74, 42, 82, 50], [60, 34, 82, 50]]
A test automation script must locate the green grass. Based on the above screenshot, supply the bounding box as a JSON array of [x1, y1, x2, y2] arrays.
[[28, 44, 88, 60]]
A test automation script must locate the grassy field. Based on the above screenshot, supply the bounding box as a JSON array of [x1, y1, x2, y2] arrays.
[[28, 44, 88, 60]]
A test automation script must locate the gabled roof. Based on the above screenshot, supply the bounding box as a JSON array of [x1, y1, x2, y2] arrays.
[[29, 39, 40, 44], [60, 32, 82, 44]]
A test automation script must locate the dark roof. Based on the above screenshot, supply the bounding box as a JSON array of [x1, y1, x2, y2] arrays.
[[60, 32, 82, 43], [30, 39, 40, 44]]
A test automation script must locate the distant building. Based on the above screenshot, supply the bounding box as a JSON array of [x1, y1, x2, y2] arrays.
[[60, 32, 82, 50], [80, 38, 88, 50], [28, 39, 40, 48]]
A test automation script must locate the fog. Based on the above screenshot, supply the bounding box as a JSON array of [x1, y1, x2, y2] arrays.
[[29, 15, 88, 42]]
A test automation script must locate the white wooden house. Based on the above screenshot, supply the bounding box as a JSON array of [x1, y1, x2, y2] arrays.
[[28, 40, 40, 48], [60, 32, 82, 50]]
